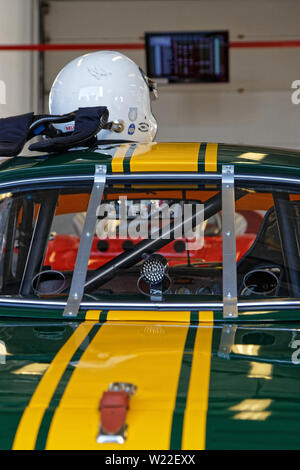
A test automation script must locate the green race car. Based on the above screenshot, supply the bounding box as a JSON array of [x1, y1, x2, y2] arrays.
[[1, 141, 300, 450]]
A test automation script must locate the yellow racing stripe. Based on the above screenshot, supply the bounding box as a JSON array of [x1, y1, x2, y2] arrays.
[[12, 322, 94, 450], [86, 310, 191, 322], [205, 143, 218, 172], [182, 312, 214, 449], [111, 144, 131, 172], [107, 310, 191, 322], [130, 143, 200, 172], [110, 142, 218, 173], [45, 321, 189, 450], [85, 310, 102, 321], [85, 310, 214, 323]]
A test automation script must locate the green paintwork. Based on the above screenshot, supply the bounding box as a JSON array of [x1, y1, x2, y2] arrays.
[[206, 324, 300, 449], [1, 320, 300, 449], [216, 143, 300, 177], [1, 142, 300, 184], [0, 321, 76, 449]]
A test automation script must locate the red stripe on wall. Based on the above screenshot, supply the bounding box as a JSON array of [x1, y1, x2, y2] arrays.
[[0, 40, 300, 51], [230, 40, 300, 48], [0, 43, 145, 51]]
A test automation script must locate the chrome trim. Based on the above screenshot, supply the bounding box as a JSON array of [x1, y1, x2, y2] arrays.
[[238, 299, 300, 308], [80, 299, 300, 309], [83, 300, 224, 309], [0, 173, 217, 191], [0, 297, 66, 307], [2, 172, 300, 191], [1, 296, 300, 311], [0, 296, 223, 309], [0, 175, 93, 191], [106, 172, 220, 182], [108, 173, 300, 186], [237, 174, 300, 185]]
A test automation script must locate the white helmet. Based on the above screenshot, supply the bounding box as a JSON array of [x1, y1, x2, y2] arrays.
[[49, 51, 158, 143]]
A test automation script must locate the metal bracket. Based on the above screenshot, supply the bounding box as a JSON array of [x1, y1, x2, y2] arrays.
[[217, 324, 238, 359], [222, 165, 238, 318], [63, 165, 107, 317]]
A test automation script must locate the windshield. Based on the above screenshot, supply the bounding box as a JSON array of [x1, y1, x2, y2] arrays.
[[1, 180, 300, 304], [0, 184, 226, 298]]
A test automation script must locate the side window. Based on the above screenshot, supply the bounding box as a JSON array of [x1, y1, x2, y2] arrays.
[[236, 187, 300, 299]]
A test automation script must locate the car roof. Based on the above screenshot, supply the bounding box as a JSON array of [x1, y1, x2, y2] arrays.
[[1, 141, 300, 185]]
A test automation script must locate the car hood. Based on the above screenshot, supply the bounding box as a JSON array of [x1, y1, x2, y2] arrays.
[[1, 317, 300, 450]]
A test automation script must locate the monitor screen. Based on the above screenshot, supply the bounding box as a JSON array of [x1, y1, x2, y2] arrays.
[[145, 31, 229, 83]]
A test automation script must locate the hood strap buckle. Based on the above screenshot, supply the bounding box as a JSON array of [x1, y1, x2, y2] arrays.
[[97, 382, 137, 444]]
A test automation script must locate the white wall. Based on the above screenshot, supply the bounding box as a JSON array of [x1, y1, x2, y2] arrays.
[[44, 0, 300, 148], [0, 0, 39, 118]]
